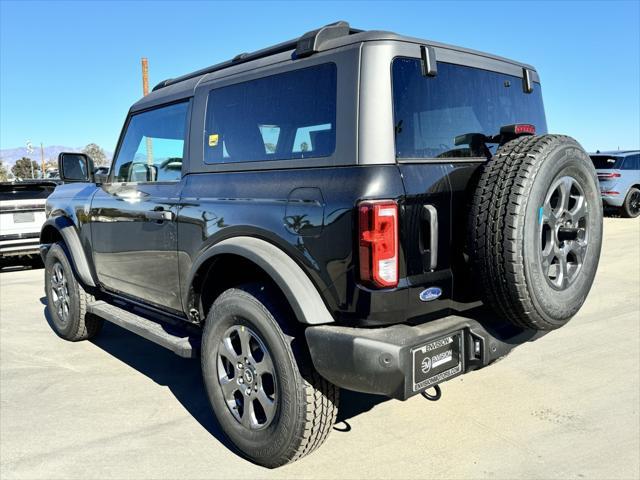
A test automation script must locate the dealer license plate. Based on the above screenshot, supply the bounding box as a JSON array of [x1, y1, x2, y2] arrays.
[[412, 332, 463, 392]]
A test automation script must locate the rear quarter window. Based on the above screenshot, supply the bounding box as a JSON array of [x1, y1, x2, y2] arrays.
[[204, 63, 337, 164], [392, 59, 548, 159]]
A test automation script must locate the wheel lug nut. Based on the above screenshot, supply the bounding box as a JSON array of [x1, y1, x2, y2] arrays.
[[237, 362, 243, 369], [238, 378, 243, 384], [245, 389, 251, 396]]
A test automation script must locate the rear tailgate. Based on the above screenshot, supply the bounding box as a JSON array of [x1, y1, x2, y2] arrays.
[[391, 57, 548, 318], [399, 163, 454, 319], [0, 182, 57, 244]]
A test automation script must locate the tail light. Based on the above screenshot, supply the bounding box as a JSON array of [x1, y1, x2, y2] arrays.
[[598, 172, 621, 179], [358, 200, 399, 288], [602, 191, 620, 196]]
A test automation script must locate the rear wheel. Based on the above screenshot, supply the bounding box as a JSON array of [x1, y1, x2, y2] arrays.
[[201, 284, 338, 468], [469, 135, 603, 330], [621, 187, 640, 218], [44, 242, 103, 341]]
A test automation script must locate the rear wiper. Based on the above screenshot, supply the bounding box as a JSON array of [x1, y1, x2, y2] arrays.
[[454, 124, 537, 158]]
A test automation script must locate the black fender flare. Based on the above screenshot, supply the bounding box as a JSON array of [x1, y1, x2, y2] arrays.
[[40, 216, 97, 288], [189, 236, 335, 325]]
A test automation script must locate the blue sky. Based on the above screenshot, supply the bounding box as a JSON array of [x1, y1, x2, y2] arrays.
[[1, 0, 638, 153]]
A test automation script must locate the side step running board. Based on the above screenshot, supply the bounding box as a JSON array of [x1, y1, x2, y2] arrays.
[[87, 301, 198, 358]]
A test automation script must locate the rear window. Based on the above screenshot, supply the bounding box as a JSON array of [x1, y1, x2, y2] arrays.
[[0, 183, 56, 201], [204, 63, 337, 164], [590, 155, 623, 170], [392, 59, 548, 159]]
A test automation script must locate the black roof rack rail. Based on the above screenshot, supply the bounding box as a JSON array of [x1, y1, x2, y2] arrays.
[[152, 20, 360, 92]]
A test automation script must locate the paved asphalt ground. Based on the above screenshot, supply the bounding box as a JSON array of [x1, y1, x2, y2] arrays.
[[1, 217, 638, 480]]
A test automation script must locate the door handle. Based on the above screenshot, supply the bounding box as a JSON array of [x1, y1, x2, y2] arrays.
[[146, 209, 174, 222], [421, 205, 438, 271]]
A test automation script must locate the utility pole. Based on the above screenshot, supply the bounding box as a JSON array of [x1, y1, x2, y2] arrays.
[[26, 140, 34, 179], [141, 57, 153, 166], [40, 143, 45, 179]]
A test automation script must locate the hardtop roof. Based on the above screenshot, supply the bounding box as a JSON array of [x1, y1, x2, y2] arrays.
[[131, 22, 538, 112]]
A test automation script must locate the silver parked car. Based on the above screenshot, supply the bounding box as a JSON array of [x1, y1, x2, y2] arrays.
[[591, 150, 640, 218]]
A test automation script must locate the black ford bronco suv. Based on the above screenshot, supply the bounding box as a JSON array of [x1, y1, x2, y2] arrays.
[[41, 21, 603, 467]]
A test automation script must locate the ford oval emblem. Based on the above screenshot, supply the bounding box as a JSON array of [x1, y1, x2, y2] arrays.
[[419, 287, 442, 302]]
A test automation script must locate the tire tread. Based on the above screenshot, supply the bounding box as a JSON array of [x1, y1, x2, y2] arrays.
[[469, 134, 583, 329]]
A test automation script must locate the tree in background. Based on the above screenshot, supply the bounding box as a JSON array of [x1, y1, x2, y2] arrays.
[[0, 161, 9, 181], [11, 157, 41, 179], [82, 143, 109, 166]]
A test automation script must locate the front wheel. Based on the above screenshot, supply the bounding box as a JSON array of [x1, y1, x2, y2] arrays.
[[201, 284, 338, 468], [44, 242, 103, 341]]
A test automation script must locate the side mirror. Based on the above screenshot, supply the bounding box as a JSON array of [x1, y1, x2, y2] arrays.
[[58, 152, 94, 183], [129, 163, 157, 182], [94, 172, 109, 184], [93, 167, 110, 184]]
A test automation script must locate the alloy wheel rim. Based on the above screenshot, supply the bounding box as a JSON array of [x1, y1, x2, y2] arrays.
[[629, 190, 640, 216], [539, 176, 589, 290], [217, 324, 277, 430], [50, 262, 71, 324]]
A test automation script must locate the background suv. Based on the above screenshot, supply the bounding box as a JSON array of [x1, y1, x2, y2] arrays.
[[591, 150, 640, 217], [0, 180, 58, 265]]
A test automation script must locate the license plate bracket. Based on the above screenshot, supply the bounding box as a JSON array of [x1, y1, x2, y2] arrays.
[[412, 331, 463, 392]]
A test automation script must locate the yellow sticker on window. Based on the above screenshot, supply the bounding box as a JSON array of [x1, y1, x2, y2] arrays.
[[208, 134, 219, 147]]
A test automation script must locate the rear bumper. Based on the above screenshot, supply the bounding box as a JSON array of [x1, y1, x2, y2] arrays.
[[305, 309, 547, 400], [601, 192, 625, 207], [0, 233, 40, 257]]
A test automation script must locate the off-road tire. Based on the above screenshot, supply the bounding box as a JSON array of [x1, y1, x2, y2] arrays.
[[621, 187, 640, 218], [469, 135, 603, 330], [44, 242, 103, 340], [201, 284, 339, 468]]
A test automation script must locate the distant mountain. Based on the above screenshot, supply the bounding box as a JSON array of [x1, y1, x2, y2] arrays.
[[0, 146, 112, 166]]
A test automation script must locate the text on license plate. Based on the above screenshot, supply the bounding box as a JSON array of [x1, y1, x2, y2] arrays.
[[412, 332, 463, 392]]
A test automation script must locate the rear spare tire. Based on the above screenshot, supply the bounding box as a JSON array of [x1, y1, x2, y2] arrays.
[[469, 135, 603, 330]]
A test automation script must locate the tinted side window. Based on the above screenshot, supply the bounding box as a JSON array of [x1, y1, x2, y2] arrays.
[[392, 59, 548, 159], [204, 63, 337, 164], [622, 154, 639, 170], [111, 101, 189, 183]]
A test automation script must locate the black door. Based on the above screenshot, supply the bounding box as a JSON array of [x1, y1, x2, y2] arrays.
[[90, 101, 190, 312]]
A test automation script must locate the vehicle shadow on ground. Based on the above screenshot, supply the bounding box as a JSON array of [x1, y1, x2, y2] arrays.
[[603, 207, 622, 218], [40, 298, 390, 450]]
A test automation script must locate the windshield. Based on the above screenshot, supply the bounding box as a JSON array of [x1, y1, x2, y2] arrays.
[[590, 155, 623, 170], [392, 59, 548, 159]]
